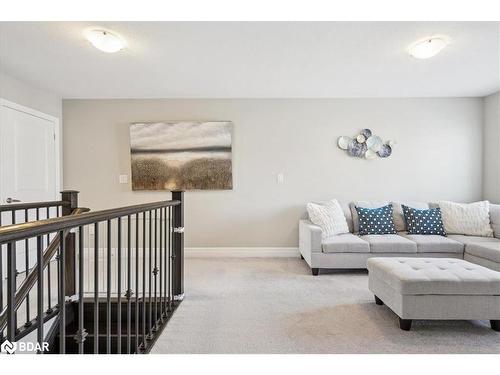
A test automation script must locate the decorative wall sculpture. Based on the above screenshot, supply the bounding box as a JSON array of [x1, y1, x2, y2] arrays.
[[130, 121, 233, 190], [337, 129, 395, 159]]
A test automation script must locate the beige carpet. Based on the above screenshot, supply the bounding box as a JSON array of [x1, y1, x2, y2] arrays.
[[152, 257, 500, 354]]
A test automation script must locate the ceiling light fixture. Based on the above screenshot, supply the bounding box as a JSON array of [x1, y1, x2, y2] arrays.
[[85, 29, 126, 53], [408, 36, 450, 59]]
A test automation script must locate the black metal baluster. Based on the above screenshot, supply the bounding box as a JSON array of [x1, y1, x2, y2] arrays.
[[141, 211, 146, 349], [11, 211, 17, 330], [148, 210, 152, 339], [6, 242, 16, 342], [36, 236, 43, 353], [168, 206, 172, 312], [58, 230, 66, 354], [76, 226, 86, 354], [46, 207, 52, 313], [135, 213, 139, 353], [159, 207, 163, 320], [117, 217, 122, 354], [106, 220, 111, 354], [24, 209, 31, 327], [163, 206, 168, 316], [94, 222, 99, 354], [126, 215, 131, 354], [153, 209, 158, 330]]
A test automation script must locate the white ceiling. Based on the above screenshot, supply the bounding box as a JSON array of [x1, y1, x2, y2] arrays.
[[0, 22, 499, 98]]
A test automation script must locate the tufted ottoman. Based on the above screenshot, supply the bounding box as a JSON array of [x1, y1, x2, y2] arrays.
[[367, 257, 500, 331]]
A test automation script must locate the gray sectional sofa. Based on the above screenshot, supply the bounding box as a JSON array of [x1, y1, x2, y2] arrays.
[[299, 201, 500, 275]]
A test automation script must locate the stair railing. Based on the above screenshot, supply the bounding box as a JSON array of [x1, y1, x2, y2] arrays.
[[0, 191, 83, 342], [0, 191, 184, 354]]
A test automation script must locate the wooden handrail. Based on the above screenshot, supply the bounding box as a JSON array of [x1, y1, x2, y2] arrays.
[[0, 200, 69, 212], [0, 200, 180, 245]]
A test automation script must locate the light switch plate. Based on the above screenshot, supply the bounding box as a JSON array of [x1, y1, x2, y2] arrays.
[[119, 174, 128, 184]]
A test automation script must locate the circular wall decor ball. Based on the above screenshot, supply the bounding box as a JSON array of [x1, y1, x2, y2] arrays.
[[347, 139, 367, 157], [356, 134, 366, 143], [361, 128, 372, 138], [337, 136, 351, 150], [366, 135, 383, 152], [365, 149, 377, 160], [377, 144, 392, 158]]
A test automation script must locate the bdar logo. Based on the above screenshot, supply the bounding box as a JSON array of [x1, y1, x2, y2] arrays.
[[1, 339, 17, 354]]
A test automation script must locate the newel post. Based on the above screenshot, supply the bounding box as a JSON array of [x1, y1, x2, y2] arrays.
[[61, 190, 79, 216], [61, 190, 79, 297], [172, 191, 184, 300]]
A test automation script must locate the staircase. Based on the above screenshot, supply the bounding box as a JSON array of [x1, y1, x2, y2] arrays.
[[48, 298, 180, 354], [0, 190, 185, 354]]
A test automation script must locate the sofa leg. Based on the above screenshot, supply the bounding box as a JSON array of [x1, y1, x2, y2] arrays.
[[300, 254, 304, 260], [374, 296, 384, 305], [491, 320, 500, 332], [311, 268, 319, 276], [399, 318, 412, 331]]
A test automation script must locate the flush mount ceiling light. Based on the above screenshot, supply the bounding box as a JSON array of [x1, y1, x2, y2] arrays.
[[408, 36, 450, 59], [85, 29, 126, 53]]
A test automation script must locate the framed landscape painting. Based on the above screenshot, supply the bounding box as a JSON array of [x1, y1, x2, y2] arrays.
[[129, 121, 233, 191]]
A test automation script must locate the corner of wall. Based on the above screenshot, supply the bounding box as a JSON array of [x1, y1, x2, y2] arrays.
[[482, 91, 500, 203]]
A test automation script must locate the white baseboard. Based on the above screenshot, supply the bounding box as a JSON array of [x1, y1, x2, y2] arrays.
[[184, 247, 300, 258]]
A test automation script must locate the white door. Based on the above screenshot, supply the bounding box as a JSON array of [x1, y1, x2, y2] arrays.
[[0, 100, 60, 273], [0, 100, 59, 210], [0, 100, 60, 312]]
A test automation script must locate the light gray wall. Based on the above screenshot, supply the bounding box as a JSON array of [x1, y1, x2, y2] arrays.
[[483, 91, 500, 203], [62, 98, 483, 247], [0, 71, 61, 118]]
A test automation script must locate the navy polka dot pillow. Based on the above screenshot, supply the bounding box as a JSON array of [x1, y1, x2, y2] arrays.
[[356, 204, 397, 235], [402, 205, 446, 236]]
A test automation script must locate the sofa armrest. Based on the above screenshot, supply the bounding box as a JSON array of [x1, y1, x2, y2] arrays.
[[299, 220, 323, 264]]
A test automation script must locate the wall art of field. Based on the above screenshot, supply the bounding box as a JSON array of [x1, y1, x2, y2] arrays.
[[129, 121, 233, 191]]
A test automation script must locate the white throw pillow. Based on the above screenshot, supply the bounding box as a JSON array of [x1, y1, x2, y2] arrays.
[[307, 199, 349, 239], [438, 200, 493, 237]]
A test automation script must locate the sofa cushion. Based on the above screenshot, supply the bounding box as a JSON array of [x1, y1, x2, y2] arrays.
[[465, 242, 500, 263], [321, 233, 370, 253], [363, 234, 417, 253], [350, 201, 389, 233], [447, 234, 500, 245], [339, 201, 354, 233], [402, 205, 446, 236], [392, 201, 429, 232], [356, 204, 397, 235], [399, 234, 463, 254], [367, 257, 500, 295], [307, 199, 349, 239], [439, 200, 493, 237], [489, 203, 500, 239]]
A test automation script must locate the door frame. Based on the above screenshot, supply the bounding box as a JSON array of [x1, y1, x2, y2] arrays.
[[0, 98, 61, 202]]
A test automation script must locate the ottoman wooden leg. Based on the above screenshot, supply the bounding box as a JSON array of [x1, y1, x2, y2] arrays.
[[399, 318, 412, 331], [491, 320, 500, 332], [374, 295, 384, 305], [311, 268, 319, 276]]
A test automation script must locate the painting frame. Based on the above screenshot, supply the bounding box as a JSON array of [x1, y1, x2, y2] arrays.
[[129, 121, 233, 191]]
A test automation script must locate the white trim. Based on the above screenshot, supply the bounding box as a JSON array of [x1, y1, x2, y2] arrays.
[[184, 247, 300, 258], [0, 98, 61, 200]]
